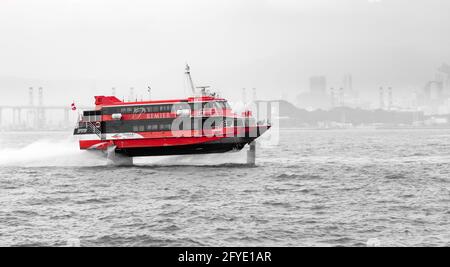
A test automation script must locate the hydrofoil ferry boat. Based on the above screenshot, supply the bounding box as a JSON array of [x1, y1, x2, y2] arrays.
[[73, 66, 271, 165]]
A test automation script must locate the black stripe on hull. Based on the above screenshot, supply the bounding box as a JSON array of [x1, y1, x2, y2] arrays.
[[115, 137, 256, 157]]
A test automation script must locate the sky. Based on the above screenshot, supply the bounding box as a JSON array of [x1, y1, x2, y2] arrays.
[[0, 0, 449, 106]]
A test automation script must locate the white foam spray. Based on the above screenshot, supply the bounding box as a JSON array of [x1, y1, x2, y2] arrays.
[[0, 134, 256, 167], [134, 149, 248, 166], [0, 136, 106, 167]]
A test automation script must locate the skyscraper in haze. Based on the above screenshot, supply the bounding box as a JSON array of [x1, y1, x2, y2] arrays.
[[297, 76, 331, 110], [309, 76, 327, 95], [437, 64, 450, 94], [343, 74, 358, 98], [343, 74, 352, 92], [417, 63, 450, 115]]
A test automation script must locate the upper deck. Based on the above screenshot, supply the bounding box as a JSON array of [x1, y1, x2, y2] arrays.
[[94, 96, 227, 109], [76, 95, 257, 137], [80, 95, 237, 123]]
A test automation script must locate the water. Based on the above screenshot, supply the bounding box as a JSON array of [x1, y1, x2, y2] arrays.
[[0, 129, 449, 247]]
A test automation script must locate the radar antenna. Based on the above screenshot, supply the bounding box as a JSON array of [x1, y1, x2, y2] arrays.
[[185, 64, 196, 95], [196, 86, 211, 96]]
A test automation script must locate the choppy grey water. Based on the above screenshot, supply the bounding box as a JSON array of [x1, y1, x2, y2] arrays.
[[0, 129, 449, 247]]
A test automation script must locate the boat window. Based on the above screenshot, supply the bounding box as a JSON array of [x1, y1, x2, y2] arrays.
[[147, 124, 158, 131], [202, 117, 223, 130], [222, 101, 231, 109], [200, 101, 230, 110], [235, 118, 244, 127], [103, 104, 178, 114], [203, 102, 214, 110], [82, 110, 102, 122], [224, 118, 234, 127], [104, 120, 123, 133], [134, 107, 146, 114], [173, 103, 190, 111], [155, 105, 166, 113], [160, 123, 171, 131], [189, 102, 205, 111], [192, 118, 202, 130], [83, 110, 101, 116], [103, 118, 240, 133]]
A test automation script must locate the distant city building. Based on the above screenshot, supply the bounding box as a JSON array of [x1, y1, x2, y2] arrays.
[[417, 63, 450, 115], [309, 76, 327, 95], [296, 74, 367, 111], [296, 76, 331, 110], [379, 87, 385, 110], [437, 63, 450, 94], [343, 74, 358, 98]]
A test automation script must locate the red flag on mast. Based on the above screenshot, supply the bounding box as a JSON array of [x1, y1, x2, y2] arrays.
[[71, 101, 77, 111]]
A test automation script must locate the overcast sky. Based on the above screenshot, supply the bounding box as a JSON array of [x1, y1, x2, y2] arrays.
[[0, 0, 449, 105]]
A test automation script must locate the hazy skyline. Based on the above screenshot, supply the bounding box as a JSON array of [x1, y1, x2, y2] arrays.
[[1, 0, 449, 105]]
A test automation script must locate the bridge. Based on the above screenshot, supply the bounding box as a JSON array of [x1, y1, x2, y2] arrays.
[[0, 105, 91, 130], [0, 87, 95, 130]]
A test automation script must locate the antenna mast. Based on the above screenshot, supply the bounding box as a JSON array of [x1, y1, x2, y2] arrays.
[[185, 64, 196, 95]]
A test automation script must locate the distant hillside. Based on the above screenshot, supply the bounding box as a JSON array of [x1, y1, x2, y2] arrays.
[[270, 100, 428, 127]]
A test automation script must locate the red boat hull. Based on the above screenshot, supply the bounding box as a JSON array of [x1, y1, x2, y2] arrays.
[[115, 137, 254, 157], [79, 126, 270, 157]]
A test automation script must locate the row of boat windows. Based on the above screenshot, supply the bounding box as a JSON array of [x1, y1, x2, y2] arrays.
[[103, 118, 244, 133], [130, 124, 172, 132], [101, 101, 231, 115], [110, 105, 173, 115], [83, 110, 102, 116]]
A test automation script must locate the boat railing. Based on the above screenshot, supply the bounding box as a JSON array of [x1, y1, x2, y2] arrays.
[[86, 121, 103, 140]]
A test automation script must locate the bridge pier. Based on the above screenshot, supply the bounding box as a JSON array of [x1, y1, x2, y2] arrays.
[[33, 108, 39, 129], [17, 108, 22, 127], [38, 108, 42, 126], [12, 108, 17, 128], [64, 108, 70, 127], [11, 108, 23, 128]]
